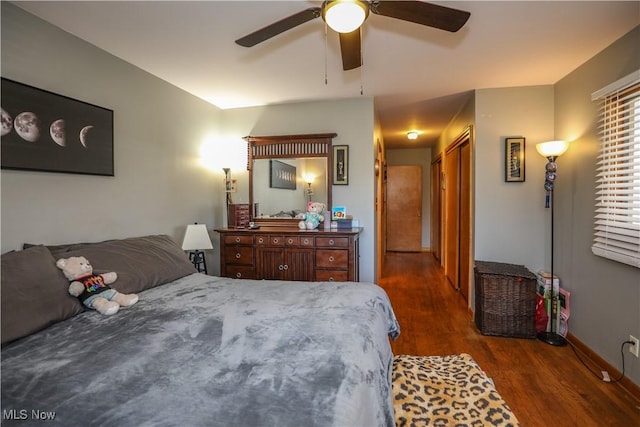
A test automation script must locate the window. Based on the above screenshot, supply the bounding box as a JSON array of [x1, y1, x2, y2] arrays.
[[591, 71, 640, 268]]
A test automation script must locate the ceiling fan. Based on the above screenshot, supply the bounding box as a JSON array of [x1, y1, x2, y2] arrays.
[[235, 0, 471, 71]]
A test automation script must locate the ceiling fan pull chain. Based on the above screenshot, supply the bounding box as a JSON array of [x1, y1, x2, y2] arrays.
[[360, 66, 364, 95]]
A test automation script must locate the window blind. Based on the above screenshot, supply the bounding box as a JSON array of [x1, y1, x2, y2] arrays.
[[591, 71, 640, 268]]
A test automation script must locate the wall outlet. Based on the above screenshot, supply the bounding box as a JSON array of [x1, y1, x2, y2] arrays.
[[630, 335, 640, 358]]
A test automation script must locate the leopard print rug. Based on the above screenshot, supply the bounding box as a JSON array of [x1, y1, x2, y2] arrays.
[[392, 354, 521, 427]]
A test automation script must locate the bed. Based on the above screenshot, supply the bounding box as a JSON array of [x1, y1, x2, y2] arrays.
[[0, 235, 400, 427]]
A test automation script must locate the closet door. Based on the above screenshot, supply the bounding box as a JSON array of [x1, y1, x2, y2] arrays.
[[443, 128, 472, 299], [431, 158, 442, 261], [459, 141, 472, 301], [444, 148, 460, 289]]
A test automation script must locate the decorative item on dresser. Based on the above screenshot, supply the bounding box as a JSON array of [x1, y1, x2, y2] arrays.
[[215, 227, 362, 281], [227, 203, 257, 228]]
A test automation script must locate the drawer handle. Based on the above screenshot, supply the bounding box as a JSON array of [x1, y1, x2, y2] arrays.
[[273, 238, 279, 244], [329, 256, 335, 262], [235, 253, 241, 259], [328, 277, 335, 282], [235, 272, 242, 278], [303, 238, 309, 244], [287, 238, 294, 244], [235, 237, 241, 243], [329, 239, 335, 246], [283, 264, 288, 270], [258, 237, 264, 244]]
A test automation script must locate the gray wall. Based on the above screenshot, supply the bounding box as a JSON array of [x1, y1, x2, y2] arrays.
[[1, 3, 224, 273], [474, 85, 555, 272], [554, 26, 640, 385]]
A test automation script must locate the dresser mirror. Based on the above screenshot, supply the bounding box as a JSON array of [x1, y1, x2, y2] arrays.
[[246, 133, 337, 227]]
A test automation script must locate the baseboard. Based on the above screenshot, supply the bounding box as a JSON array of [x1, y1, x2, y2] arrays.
[[567, 332, 640, 404]]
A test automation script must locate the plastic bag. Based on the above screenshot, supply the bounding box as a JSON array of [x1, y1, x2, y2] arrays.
[[535, 294, 549, 333]]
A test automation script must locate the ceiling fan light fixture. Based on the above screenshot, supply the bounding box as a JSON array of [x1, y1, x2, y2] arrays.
[[322, 0, 369, 33]]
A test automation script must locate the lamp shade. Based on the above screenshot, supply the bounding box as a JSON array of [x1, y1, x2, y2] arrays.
[[536, 140, 569, 158], [182, 224, 213, 251], [323, 0, 368, 33]]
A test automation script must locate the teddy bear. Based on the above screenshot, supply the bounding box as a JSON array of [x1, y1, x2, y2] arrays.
[[298, 201, 326, 230], [56, 256, 138, 316]]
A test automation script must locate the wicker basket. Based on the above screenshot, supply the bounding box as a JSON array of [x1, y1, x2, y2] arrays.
[[474, 261, 537, 338]]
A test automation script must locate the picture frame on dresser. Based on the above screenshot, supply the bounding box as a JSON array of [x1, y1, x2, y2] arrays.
[[1, 77, 114, 176]]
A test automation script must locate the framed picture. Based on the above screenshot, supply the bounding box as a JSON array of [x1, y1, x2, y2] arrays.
[[333, 145, 349, 185], [269, 159, 296, 190], [1, 78, 114, 176], [505, 137, 525, 182]]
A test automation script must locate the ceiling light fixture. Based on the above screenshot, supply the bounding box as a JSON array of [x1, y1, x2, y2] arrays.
[[322, 0, 369, 34], [407, 131, 419, 140]]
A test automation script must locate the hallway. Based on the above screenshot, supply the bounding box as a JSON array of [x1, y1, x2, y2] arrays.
[[378, 252, 639, 426]]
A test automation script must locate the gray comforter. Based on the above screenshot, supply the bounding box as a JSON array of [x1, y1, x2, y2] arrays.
[[1, 274, 400, 427]]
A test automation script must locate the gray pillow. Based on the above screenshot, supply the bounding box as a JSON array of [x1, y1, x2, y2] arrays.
[[23, 240, 113, 255], [53, 235, 197, 295], [1, 245, 84, 345]]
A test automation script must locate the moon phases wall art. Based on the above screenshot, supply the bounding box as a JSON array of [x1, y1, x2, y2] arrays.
[[1, 78, 113, 176]]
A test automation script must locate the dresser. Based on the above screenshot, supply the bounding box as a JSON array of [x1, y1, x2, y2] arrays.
[[215, 227, 362, 282]]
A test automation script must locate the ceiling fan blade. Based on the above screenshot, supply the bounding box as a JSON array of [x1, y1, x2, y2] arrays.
[[371, 1, 470, 32], [235, 7, 321, 47], [339, 29, 362, 71]]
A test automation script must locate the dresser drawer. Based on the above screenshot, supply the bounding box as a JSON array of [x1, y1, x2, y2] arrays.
[[284, 236, 299, 246], [316, 249, 348, 269], [315, 270, 348, 282], [315, 237, 349, 248], [298, 235, 314, 247], [254, 235, 285, 246], [224, 246, 254, 265], [224, 235, 253, 245], [225, 266, 256, 280]]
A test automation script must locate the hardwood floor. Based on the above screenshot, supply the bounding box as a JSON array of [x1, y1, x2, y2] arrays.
[[379, 252, 640, 427]]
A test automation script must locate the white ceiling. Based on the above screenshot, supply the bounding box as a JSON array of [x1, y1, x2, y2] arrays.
[[13, 1, 639, 148]]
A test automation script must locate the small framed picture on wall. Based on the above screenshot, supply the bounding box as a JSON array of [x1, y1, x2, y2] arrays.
[[505, 137, 525, 182], [333, 145, 348, 185]]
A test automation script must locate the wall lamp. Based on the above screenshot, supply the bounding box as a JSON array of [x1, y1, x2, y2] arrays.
[[304, 174, 315, 202]]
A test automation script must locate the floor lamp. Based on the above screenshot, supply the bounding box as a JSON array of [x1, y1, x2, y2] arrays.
[[536, 140, 569, 347]]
